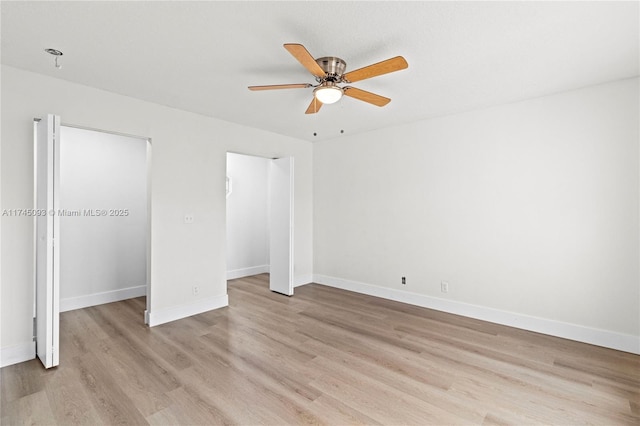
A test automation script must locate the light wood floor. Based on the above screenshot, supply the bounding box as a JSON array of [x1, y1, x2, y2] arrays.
[[2, 274, 639, 425]]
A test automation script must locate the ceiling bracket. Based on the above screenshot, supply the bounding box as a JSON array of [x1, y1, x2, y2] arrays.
[[44, 48, 63, 69]]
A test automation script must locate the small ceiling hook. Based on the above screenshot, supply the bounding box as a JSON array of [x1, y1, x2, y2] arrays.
[[44, 48, 63, 70]]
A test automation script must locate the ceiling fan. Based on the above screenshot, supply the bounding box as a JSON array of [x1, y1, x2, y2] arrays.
[[248, 43, 408, 114]]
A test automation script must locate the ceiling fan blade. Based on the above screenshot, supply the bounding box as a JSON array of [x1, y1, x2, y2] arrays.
[[343, 56, 408, 83], [305, 97, 323, 114], [343, 87, 391, 107], [284, 43, 326, 78], [248, 83, 312, 91]]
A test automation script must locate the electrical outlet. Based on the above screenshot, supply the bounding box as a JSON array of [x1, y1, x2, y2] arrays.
[[192, 286, 199, 296], [184, 214, 194, 224], [441, 281, 449, 293], [401, 277, 406, 285]]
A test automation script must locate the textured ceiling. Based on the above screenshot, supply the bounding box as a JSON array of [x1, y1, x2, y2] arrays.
[[2, 1, 638, 142]]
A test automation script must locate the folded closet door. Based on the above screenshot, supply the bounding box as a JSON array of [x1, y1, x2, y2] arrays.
[[269, 157, 294, 296], [35, 114, 60, 368]]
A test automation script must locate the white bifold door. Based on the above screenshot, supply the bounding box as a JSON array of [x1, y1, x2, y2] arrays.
[[269, 157, 294, 296], [35, 114, 60, 368]]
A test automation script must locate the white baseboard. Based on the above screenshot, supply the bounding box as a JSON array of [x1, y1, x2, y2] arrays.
[[148, 294, 229, 327], [313, 274, 640, 355], [227, 265, 269, 280], [60, 285, 147, 312], [294, 273, 313, 288], [226, 268, 311, 288], [0, 341, 35, 368]]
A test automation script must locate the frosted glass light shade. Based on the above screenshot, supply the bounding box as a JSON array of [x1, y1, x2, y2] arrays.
[[314, 86, 343, 104]]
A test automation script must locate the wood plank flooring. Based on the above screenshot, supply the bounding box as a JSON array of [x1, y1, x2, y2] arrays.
[[2, 274, 639, 425]]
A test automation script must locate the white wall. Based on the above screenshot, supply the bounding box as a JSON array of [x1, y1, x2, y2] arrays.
[[314, 78, 639, 353], [226, 152, 270, 279], [58, 126, 147, 311], [0, 65, 313, 366], [2, 64, 635, 367]]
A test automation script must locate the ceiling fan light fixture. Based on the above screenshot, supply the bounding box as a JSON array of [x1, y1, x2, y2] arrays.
[[314, 83, 343, 104]]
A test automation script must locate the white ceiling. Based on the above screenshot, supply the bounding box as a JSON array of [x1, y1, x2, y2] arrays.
[[2, 1, 638, 142]]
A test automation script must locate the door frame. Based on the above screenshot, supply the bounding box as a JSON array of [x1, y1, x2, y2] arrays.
[[33, 117, 153, 367], [224, 152, 295, 295]]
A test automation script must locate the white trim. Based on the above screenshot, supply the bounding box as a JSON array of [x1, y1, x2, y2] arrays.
[[294, 273, 313, 288], [227, 265, 269, 280], [313, 274, 640, 355], [148, 294, 229, 327], [0, 342, 35, 368], [60, 285, 147, 313]]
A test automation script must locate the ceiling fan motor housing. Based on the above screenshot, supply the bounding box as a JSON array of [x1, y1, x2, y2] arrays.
[[316, 57, 347, 82]]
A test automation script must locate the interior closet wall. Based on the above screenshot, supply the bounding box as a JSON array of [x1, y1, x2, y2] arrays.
[[59, 126, 147, 311], [226, 152, 270, 279]]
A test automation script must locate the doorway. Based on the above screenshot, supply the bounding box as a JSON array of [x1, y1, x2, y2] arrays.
[[225, 152, 294, 296], [34, 115, 151, 368], [58, 125, 148, 311]]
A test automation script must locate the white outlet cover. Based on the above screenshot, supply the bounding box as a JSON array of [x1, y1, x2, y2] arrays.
[[184, 214, 194, 224]]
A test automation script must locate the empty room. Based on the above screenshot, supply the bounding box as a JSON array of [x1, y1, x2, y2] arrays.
[[1, 1, 638, 425]]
